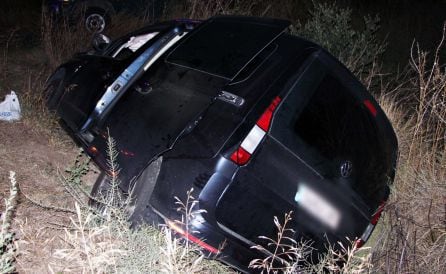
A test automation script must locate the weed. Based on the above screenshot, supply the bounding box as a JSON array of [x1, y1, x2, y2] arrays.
[[369, 23, 446, 274], [49, 133, 127, 273], [249, 211, 311, 273], [249, 212, 373, 274], [50, 203, 126, 273], [184, 0, 262, 19], [48, 131, 230, 273], [161, 188, 229, 274], [162, 189, 205, 273], [41, 10, 92, 70], [0, 171, 19, 274]]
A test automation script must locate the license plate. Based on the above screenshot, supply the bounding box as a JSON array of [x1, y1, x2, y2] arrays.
[[294, 184, 340, 230]]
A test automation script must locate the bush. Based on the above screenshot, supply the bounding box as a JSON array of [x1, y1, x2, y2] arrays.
[[293, 2, 385, 87]]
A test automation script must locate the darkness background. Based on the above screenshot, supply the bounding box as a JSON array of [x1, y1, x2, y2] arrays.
[[0, 0, 445, 70]]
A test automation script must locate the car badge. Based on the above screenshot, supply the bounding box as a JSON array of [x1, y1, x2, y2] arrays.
[[340, 160, 353, 178]]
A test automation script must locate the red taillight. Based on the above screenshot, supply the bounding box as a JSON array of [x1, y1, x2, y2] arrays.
[[363, 99, 377, 117], [229, 96, 282, 166], [371, 200, 386, 225], [256, 96, 282, 131], [356, 200, 387, 248], [230, 147, 251, 165], [168, 221, 219, 254]]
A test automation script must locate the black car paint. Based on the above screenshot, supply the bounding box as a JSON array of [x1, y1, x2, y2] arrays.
[[46, 16, 398, 273], [52, 21, 183, 132]]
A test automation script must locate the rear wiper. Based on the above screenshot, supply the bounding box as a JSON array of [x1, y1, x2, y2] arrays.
[[80, 27, 186, 140]]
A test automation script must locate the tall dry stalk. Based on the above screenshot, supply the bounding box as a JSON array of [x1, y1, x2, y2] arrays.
[[370, 23, 446, 274], [50, 203, 126, 273], [0, 171, 19, 274], [408, 22, 446, 173]]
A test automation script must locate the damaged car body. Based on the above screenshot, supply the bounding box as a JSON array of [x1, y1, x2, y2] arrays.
[[45, 16, 398, 272]]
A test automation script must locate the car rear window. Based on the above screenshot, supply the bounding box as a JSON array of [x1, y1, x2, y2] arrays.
[[271, 72, 393, 208], [166, 19, 285, 79]]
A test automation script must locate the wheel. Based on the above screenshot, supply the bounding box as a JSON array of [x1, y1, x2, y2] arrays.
[[45, 68, 66, 111], [90, 171, 111, 199], [84, 8, 109, 33], [89, 172, 114, 209], [89, 157, 164, 226], [128, 157, 164, 226], [89, 171, 130, 216]]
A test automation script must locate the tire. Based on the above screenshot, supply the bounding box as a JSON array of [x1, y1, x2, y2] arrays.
[[89, 157, 164, 226], [90, 171, 111, 199], [89, 171, 120, 214], [84, 8, 109, 33], [128, 157, 164, 226], [45, 68, 66, 112]]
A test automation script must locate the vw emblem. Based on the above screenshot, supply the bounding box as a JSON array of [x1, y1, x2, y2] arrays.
[[340, 160, 353, 178]]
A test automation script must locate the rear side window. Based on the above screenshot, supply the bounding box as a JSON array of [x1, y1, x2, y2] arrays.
[[272, 72, 392, 208]]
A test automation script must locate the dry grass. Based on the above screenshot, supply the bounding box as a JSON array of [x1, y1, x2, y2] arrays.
[[161, 188, 230, 274], [2, 2, 445, 273], [41, 11, 92, 70], [44, 133, 231, 274], [369, 24, 446, 274], [41, 8, 156, 70], [49, 203, 125, 273], [184, 0, 267, 19], [0, 171, 19, 273], [249, 211, 311, 273], [249, 211, 373, 274]]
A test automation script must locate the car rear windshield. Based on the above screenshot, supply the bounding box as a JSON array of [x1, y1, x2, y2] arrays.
[[166, 19, 285, 79], [271, 72, 394, 209]]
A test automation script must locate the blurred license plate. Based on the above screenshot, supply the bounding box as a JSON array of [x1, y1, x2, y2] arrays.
[[295, 185, 340, 230]]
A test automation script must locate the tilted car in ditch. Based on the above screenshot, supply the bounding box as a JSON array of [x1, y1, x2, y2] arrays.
[[45, 16, 398, 272]]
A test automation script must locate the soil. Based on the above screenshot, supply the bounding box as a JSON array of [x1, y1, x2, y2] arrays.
[[0, 119, 99, 272]]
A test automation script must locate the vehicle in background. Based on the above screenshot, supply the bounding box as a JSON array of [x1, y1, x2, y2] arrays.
[[46, 0, 165, 33]]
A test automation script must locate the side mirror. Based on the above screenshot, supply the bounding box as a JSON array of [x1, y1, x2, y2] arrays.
[[92, 33, 111, 51]]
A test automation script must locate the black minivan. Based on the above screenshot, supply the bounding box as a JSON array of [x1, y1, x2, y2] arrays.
[[45, 16, 398, 272]]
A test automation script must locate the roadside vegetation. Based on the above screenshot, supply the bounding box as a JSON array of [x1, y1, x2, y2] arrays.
[[0, 1, 445, 273]]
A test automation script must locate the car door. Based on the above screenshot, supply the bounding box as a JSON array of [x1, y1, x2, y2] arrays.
[[214, 51, 382, 253], [55, 23, 174, 132]]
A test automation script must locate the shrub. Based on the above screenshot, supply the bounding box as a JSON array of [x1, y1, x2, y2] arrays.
[[293, 2, 385, 88]]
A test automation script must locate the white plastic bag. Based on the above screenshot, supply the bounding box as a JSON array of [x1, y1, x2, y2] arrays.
[[0, 91, 21, 122]]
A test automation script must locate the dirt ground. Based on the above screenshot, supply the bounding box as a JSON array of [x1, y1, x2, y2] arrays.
[[0, 119, 98, 272]]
